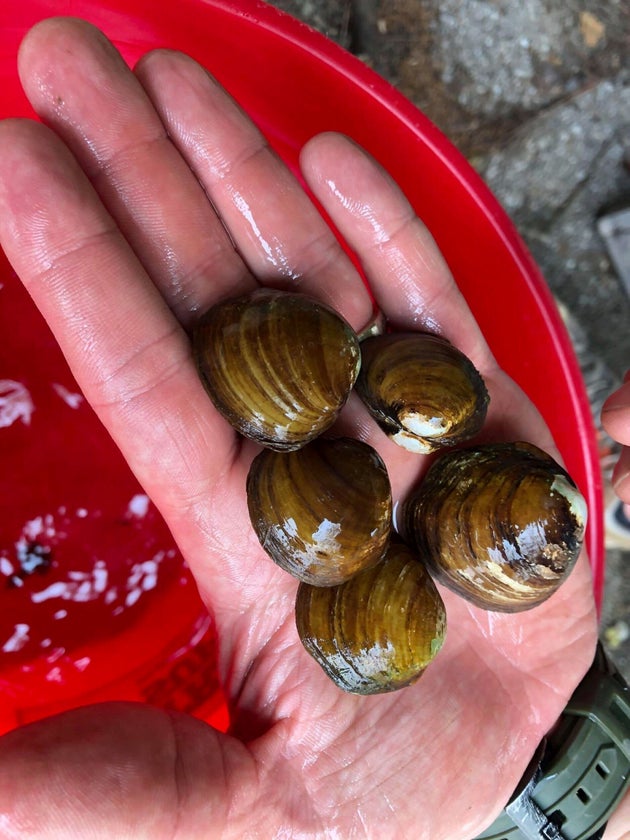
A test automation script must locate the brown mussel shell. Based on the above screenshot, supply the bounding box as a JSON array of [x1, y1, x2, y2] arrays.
[[355, 332, 489, 453], [401, 442, 587, 612], [295, 540, 446, 694], [247, 437, 392, 585], [193, 289, 361, 451]]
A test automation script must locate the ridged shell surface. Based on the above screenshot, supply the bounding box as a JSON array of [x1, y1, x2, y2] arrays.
[[295, 540, 446, 694], [356, 333, 489, 453], [247, 437, 392, 585], [193, 289, 361, 451], [401, 442, 587, 612]]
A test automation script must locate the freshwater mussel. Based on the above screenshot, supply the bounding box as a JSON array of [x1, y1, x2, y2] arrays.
[[247, 437, 392, 585], [192, 283, 586, 693], [193, 288, 361, 451], [295, 539, 447, 694], [356, 332, 489, 453], [401, 441, 587, 612]]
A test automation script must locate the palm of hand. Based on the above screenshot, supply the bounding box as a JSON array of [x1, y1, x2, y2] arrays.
[[0, 18, 597, 840]]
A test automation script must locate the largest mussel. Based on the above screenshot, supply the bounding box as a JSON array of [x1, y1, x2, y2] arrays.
[[193, 289, 361, 450], [401, 441, 587, 612]]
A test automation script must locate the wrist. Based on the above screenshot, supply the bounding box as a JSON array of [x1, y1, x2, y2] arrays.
[[474, 642, 630, 840]]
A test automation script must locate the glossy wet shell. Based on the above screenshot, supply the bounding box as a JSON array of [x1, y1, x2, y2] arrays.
[[193, 289, 361, 451], [247, 437, 392, 585], [355, 333, 489, 453], [401, 442, 587, 612], [295, 540, 446, 694]]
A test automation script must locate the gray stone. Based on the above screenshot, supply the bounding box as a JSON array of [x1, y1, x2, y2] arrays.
[[476, 76, 630, 378], [438, 0, 572, 116], [479, 79, 630, 227], [329, 0, 630, 156], [434, 0, 628, 118], [266, 0, 353, 46]]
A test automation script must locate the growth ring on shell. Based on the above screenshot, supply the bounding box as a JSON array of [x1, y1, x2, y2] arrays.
[[401, 441, 587, 612], [193, 288, 361, 451], [295, 539, 446, 693]]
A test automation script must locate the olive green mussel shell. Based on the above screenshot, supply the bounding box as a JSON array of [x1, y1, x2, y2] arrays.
[[296, 539, 446, 694], [193, 289, 361, 451], [247, 437, 392, 585], [401, 442, 587, 612], [355, 332, 489, 453]]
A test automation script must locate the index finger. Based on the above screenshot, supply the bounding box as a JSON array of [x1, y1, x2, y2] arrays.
[[300, 132, 495, 373]]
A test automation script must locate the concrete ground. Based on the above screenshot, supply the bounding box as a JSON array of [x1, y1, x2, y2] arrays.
[[268, 0, 630, 679]]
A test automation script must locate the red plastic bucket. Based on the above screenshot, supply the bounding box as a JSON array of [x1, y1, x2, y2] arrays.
[[0, 0, 604, 735]]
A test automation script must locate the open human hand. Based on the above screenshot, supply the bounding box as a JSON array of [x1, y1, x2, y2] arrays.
[[0, 18, 599, 839]]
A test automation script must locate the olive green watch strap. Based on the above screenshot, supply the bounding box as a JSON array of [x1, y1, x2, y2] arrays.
[[474, 643, 630, 840]]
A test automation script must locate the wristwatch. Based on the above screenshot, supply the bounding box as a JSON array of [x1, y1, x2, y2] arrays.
[[474, 642, 630, 840]]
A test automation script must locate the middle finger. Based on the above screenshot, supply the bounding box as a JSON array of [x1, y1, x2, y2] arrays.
[[134, 48, 374, 333]]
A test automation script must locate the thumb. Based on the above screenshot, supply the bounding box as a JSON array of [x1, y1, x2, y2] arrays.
[[0, 703, 258, 839]]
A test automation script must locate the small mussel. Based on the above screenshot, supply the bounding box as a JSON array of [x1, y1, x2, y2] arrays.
[[355, 332, 489, 453], [401, 442, 587, 612], [295, 540, 446, 694], [193, 289, 361, 451], [247, 437, 392, 585]]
